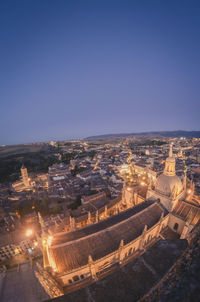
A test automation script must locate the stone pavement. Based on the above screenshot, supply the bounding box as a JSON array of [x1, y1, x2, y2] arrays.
[[0, 262, 49, 302]]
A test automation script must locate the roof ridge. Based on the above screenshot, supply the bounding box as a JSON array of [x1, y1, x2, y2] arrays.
[[51, 202, 160, 249]]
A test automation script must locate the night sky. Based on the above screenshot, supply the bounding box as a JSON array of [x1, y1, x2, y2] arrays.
[[1, 0, 200, 145]]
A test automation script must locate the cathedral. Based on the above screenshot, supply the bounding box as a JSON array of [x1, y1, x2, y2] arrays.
[[147, 143, 185, 211], [146, 143, 199, 237], [35, 144, 200, 298]]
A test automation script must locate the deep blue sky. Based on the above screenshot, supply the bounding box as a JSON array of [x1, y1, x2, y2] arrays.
[[0, 0, 200, 145]]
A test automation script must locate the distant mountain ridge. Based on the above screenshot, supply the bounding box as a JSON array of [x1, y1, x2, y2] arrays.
[[85, 130, 200, 140]]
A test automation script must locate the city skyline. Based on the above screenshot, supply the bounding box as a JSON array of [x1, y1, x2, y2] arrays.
[[1, 0, 200, 145], [0, 2, 200, 300], [1, 129, 200, 146]]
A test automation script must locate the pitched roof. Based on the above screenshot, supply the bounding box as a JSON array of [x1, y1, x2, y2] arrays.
[[173, 200, 200, 225], [48, 200, 167, 273]]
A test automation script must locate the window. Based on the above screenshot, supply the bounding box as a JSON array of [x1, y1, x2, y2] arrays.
[[173, 223, 178, 231], [73, 275, 79, 282]]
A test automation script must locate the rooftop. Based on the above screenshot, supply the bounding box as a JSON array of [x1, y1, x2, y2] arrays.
[[48, 201, 168, 273]]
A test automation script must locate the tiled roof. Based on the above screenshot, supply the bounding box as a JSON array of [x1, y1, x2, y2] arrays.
[[173, 200, 200, 225], [48, 201, 166, 273]]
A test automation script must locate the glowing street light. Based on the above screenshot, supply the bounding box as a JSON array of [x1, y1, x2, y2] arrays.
[[127, 187, 133, 192], [47, 236, 53, 246], [14, 248, 20, 255], [26, 229, 33, 237]]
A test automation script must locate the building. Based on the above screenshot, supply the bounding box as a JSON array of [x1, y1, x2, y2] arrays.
[[12, 164, 30, 192], [35, 144, 200, 299], [81, 192, 107, 205], [12, 166, 48, 193], [0, 230, 33, 261], [21, 164, 30, 188], [147, 143, 200, 237]]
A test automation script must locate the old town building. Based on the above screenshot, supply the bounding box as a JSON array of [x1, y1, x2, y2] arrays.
[[35, 144, 200, 299]]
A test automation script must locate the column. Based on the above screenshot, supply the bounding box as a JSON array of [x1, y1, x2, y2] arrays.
[[88, 255, 97, 280], [96, 211, 99, 223], [105, 205, 108, 217], [87, 211, 91, 224], [118, 239, 124, 265], [139, 225, 147, 251], [70, 216, 76, 230]]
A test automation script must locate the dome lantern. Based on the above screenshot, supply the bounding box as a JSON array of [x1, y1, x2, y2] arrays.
[[163, 143, 176, 176]]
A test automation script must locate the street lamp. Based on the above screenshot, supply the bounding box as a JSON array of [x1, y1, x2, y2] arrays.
[[26, 229, 33, 237], [47, 236, 53, 246]]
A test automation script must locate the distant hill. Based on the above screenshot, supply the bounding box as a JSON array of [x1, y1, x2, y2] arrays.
[[85, 130, 200, 140]]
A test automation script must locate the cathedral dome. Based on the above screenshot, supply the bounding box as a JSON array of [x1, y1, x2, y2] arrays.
[[147, 143, 185, 211], [155, 143, 183, 197], [155, 174, 183, 198]]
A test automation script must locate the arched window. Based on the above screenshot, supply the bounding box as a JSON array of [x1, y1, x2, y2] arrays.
[[73, 275, 79, 282], [173, 223, 178, 231]]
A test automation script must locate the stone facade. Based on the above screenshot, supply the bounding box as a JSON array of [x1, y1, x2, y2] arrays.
[[36, 144, 200, 298], [47, 211, 169, 288]]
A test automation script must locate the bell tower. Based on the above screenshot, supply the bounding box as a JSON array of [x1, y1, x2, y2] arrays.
[[21, 164, 30, 188]]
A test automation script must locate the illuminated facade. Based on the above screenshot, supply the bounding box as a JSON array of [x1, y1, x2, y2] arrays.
[[146, 144, 185, 211], [21, 164, 30, 188], [36, 144, 200, 299], [12, 166, 48, 192]]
